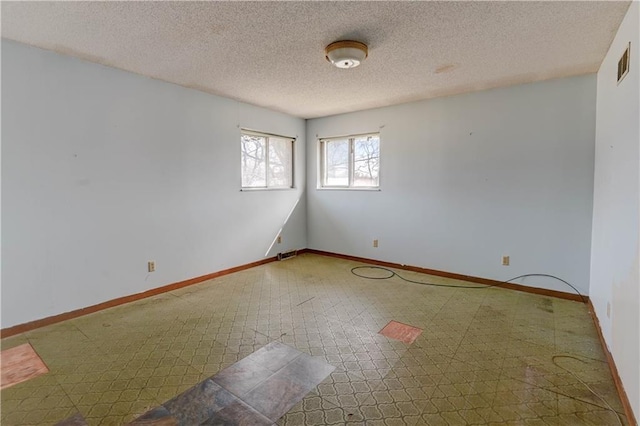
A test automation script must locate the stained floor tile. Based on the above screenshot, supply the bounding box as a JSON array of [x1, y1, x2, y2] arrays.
[[54, 412, 88, 426], [133, 342, 334, 425], [207, 343, 335, 422], [127, 406, 176, 425], [211, 357, 275, 397], [201, 399, 272, 425], [280, 353, 336, 388], [1, 343, 49, 389], [379, 320, 423, 345], [244, 341, 302, 372], [162, 379, 236, 425], [242, 372, 311, 421]]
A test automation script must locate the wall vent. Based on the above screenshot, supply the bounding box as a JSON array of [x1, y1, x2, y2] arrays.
[[277, 249, 298, 261], [617, 42, 630, 84]]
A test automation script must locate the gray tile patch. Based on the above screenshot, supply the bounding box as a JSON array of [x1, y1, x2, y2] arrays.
[[211, 356, 275, 397], [127, 406, 176, 425], [241, 373, 311, 421], [163, 379, 237, 425], [54, 413, 88, 426], [133, 342, 335, 424], [245, 341, 302, 373], [200, 400, 272, 425], [283, 353, 337, 388]]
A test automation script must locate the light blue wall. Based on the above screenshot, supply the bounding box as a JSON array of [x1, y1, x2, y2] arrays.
[[307, 75, 597, 296], [1, 40, 307, 327]]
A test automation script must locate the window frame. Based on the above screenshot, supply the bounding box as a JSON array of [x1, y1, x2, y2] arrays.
[[240, 129, 295, 191], [318, 132, 381, 190]]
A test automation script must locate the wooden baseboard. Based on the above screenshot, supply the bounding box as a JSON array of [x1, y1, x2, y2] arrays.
[[1, 248, 586, 338], [303, 249, 586, 303], [587, 300, 637, 426], [0, 255, 279, 338]]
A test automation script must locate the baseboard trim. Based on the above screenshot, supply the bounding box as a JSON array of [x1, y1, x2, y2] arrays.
[[0, 255, 279, 338], [304, 249, 586, 302], [0, 248, 586, 334], [587, 300, 637, 426], [3, 247, 631, 422]]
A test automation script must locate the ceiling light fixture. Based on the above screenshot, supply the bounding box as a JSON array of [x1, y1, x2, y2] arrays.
[[325, 40, 368, 69]]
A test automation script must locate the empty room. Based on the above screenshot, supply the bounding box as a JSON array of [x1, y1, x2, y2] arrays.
[[1, 1, 638, 425]]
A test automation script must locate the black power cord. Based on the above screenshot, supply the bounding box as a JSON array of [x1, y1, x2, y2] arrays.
[[505, 273, 586, 303], [350, 266, 587, 302]]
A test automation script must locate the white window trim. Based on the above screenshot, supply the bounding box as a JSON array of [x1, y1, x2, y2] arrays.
[[240, 129, 295, 190], [318, 132, 381, 190]]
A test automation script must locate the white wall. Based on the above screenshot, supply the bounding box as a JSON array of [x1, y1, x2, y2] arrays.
[[1, 40, 307, 328], [591, 1, 639, 419], [307, 75, 597, 296]]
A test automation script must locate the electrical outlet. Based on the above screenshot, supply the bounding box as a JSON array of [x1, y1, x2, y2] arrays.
[[373, 239, 379, 248], [277, 236, 282, 244], [502, 256, 510, 266], [148, 261, 155, 272]]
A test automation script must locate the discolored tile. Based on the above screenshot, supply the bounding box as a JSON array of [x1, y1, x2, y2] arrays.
[[128, 418, 177, 426], [162, 379, 237, 425], [1, 343, 49, 389], [211, 357, 274, 397], [279, 353, 336, 388], [242, 373, 313, 421], [245, 341, 302, 373], [54, 412, 88, 426], [201, 400, 273, 425], [379, 321, 423, 345], [127, 406, 177, 425]]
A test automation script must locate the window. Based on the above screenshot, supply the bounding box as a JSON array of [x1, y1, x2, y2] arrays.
[[320, 133, 380, 188], [241, 130, 294, 189]]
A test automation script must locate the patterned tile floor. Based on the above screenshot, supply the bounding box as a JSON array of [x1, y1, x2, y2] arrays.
[[0, 253, 628, 425]]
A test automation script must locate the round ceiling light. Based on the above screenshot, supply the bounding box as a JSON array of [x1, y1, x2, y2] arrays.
[[325, 40, 368, 69]]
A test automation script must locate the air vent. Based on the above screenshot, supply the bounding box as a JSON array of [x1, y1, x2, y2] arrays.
[[617, 42, 630, 84], [277, 249, 298, 261]]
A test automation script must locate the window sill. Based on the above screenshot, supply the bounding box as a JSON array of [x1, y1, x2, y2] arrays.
[[240, 187, 296, 192], [316, 187, 381, 191]]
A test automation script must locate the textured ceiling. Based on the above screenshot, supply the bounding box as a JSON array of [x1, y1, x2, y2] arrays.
[[1, 1, 631, 119]]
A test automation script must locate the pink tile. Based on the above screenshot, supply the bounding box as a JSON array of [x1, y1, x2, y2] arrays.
[[1, 343, 49, 389], [379, 320, 423, 344]]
